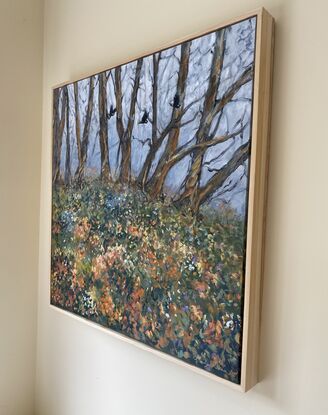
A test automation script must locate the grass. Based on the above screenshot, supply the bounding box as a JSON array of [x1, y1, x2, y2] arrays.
[[51, 180, 246, 383]]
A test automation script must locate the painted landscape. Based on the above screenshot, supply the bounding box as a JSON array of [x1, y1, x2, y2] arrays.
[[51, 17, 256, 384]]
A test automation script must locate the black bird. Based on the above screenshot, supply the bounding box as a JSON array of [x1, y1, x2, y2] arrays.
[[170, 93, 181, 109], [107, 104, 117, 118], [139, 110, 149, 124]]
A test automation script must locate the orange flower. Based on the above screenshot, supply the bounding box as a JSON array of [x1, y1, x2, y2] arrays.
[[190, 305, 203, 322], [158, 336, 169, 348], [169, 303, 177, 314], [127, 225, 141, 238], [76, 248, 86, 261], [166, 256, 174, 265], [52, 223, 61, 234], [193, 281, 208, 292], [131, 288, 144, 302], [167, 265, 179, 279], [145, 330, 153, 339], [74, 217, 91, 240], [77, 275, 85, 289], [113, 310, 122, 321], [104, 248, 121, 267], [192, 280, 209, 298], [71, 266, 85, 289], [204, 271, 218, 284], [55, 260, 67, 275], [204, 320, 222, 345], [91, 246, 125, 278], [147, 251, 156, 261], [92, 255, 107, 279], [89, 234, 101, 247], [99, 294, 114, 316]]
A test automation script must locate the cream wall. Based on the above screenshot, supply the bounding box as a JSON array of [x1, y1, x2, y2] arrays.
[[36, 1, 328, 414], [0, 1, 43, 415]]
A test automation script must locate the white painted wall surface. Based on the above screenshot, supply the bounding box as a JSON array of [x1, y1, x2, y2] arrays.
[[0, 1, 43, 414]]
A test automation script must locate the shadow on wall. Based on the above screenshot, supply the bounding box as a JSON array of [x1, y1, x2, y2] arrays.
[[257, 1, 304, 413]]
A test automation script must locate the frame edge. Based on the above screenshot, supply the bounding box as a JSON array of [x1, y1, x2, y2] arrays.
[[240, 8, 275, 392]]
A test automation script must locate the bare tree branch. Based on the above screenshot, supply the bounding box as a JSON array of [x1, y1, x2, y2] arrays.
[[147, 41, 192, 197], [167, 124, 247, 169], [194, 141, 250, 210], [137, 42, 191, 191]]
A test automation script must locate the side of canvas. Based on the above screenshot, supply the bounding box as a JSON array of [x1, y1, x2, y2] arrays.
[[50, 11, 272, 388]]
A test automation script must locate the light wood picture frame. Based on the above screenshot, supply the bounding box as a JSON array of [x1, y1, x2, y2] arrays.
[[50, 7, 274, 392]]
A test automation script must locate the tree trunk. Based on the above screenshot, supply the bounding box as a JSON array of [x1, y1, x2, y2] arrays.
[[137, 141, 159, 191], [114, 66, 125, 143], [52, 88, 60, 184], [52, 88, 67, 185], [64, 86, 71, 184], [75, 76, 95, 183], [146, 42, 191, 197], [74, 82, 82, 176], [180, 30, 226, 203], [137, 53, 160, 190], [120, 138, 132, 183], [98, 72, 111, 182], [115, 59, 143, 184], [151, 54, 159, 148]]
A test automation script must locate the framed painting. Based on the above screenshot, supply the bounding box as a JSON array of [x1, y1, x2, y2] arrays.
[[50, 8, 274, 391]]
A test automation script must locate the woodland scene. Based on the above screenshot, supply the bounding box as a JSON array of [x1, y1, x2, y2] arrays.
[[51, 17, 256, 383]]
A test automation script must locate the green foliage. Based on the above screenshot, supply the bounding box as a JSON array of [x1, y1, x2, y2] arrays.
[[51, 181, 246, 384]]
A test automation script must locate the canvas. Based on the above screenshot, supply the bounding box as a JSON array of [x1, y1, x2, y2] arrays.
[[51, 9, 273, 389]]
